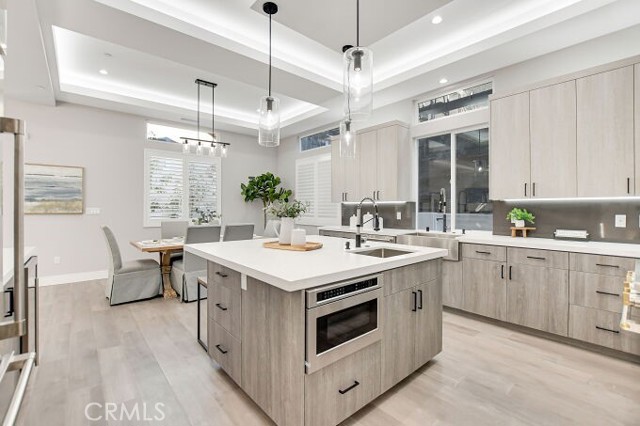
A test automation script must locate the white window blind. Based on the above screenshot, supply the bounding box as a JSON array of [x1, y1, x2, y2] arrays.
[[295, 154, 339, 225], [144, 149, 221, 226]]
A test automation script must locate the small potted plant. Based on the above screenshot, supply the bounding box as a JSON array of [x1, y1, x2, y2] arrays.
[[506, 208, 535, 228], [265, 200, 309, 244], [191, 207, 221, 225]]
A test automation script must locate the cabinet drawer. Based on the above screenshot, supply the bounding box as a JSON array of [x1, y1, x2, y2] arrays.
[[570, 271, 624, 313], [208, 320, 242, 385], [383, 260, 440, 296], [208, 261, 242, 287], [462, 244, 506, 262], [507, 247, 568, 269], [305, 341, 381, 426], [569, 305, 640, 355], [569, 253, 635, 276], [208, 281, 242, 339]]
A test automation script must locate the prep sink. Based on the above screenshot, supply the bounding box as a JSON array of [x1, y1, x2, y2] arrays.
[[352, 248, 415, 258], [396, 232, 460, 261]]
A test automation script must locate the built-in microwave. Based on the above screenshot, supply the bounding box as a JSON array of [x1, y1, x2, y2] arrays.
[[305, 274, 382, 374]]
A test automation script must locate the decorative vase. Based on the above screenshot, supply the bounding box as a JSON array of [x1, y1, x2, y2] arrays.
[[514, 219, 525, 228], [278, 217, 295, 245]]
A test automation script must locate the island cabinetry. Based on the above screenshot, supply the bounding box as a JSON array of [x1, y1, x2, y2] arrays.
[[381, 261, 442, 392], [305, 341, 381, 426], [442, 260, 463, 309], [505, 248, 569, 336], [207, 262, 243, 385], [241, 277, 305, 426]]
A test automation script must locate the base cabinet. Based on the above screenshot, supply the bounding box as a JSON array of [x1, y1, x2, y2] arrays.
[[207, 320, 242, 385], [462, 258, 506, 321], [442, 260, 463, 309], [382, 276, 442, 392], [569, 305, 640, 355], [304, 342, 381, 426]]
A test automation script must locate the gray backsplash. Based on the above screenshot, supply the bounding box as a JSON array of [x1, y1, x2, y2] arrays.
[[493, 200, 640, 243], [341, 202, 416, 229]]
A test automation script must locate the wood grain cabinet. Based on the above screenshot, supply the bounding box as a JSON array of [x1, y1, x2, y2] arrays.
[[382, 264, 442, 392], [530, 81, 577, 198], [442, 260, 463, 309], [576, 66, 635, 197], [331, 122, 412, 202], [489, 92, 530, 200], [505, 248, 569, 336], [462, 257, 507, 321]]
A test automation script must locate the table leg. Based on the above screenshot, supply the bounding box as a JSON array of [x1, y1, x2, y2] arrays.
[[161, 251, 178, 299]]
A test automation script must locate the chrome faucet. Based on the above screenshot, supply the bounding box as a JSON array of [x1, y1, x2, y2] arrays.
[[355, 197, 380, 248], [436, 188, 447, 232]]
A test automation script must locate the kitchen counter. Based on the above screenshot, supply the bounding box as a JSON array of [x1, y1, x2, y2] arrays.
[[457, 234, 640, 258], [185, 235, 447, 292], [317, 225, 416, 237]]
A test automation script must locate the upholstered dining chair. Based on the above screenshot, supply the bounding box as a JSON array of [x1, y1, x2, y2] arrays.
[[101, 226, 162, 306], [222, 223, 255, 242], [171, 225, 221, 302], [161, 220, 189, 263]]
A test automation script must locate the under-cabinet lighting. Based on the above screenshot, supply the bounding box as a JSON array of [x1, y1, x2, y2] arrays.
[[342, 201, 408, 205], [504, 197, 640, 203]]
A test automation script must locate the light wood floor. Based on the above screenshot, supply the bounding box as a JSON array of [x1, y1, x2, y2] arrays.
[[15, 280, 640, 426]]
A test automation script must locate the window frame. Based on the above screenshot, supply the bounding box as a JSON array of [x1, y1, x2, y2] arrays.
[[294, 153, 340, 226], [144, 148, 222, 227], [414, 123, 490, 232], [298, 125, 340, 153]]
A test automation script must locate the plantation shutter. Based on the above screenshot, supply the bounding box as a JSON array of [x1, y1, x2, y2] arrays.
[[295, 154, 339, 225], [188, 160, 218, 219], [147, 154, 184, 221]]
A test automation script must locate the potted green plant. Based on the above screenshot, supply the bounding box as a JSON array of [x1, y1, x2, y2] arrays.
[[240, 172, 292, 228], [191, 208, 221, 225], [264, 200, 309, 244], [506, 208, 535, 228]]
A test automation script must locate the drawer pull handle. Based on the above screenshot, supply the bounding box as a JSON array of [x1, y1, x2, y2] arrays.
[[215, 344, 228, 354], [215, 271, 229, 278], [509, 265, 513, 281], [500, 264, 504, 280], [595, 263, 619, 269], [476, 251, 492, 255], [595, 326, 619, 334], [526, 256, 546, 261], [595, 290, 620, 297], [338, 380, 360, 395], [215, 303, 228, 311]]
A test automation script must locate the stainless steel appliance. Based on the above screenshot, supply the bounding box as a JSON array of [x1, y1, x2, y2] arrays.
[[305, 274, 382, 374]]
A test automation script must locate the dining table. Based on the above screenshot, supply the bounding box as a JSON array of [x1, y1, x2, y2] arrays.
[[130, 237, 184, 299]]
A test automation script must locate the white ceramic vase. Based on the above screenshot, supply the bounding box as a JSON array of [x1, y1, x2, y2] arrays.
[[514, 219, 525, 228], [278, 217, 295, 245]]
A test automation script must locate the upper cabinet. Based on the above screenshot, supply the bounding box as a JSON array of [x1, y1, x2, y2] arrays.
[[489, 92, 530, 200], [576, 66, 634, 197], [331, 122, 412, 202], [530, 81, 577, 198], [490, 61, 638, 200]]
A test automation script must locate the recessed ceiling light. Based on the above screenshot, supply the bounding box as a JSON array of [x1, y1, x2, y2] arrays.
[[439, 78, 448, 84], [432, 15, 443, 25], [99, 69, 108, 75]]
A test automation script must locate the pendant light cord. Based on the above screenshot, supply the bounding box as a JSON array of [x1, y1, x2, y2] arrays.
[[268, 12, 272, 97], [356, 0, 360, 47], [197, 81, 201, 140], [211, 83, 215, 141]]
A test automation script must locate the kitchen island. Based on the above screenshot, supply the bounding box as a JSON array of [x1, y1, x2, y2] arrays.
[[185, 236, 447, 426]]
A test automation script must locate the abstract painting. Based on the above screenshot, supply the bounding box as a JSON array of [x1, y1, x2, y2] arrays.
[[25, 164, 84, 214]]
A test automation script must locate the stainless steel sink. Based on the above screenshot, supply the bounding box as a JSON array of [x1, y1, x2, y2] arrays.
[[352, 248, 415, 258], [396, 232, 460, 261]]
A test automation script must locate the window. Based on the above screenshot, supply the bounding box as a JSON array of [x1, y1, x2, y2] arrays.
[[417, 82, 493, 123], [299, 127, 340, 152], [295, 154, 340, 225], [417, 127, 492, 231], [144, 149, 221, 226]]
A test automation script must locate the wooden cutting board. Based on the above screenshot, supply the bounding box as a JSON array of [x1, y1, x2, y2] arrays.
[[263, 241, 323, 251]]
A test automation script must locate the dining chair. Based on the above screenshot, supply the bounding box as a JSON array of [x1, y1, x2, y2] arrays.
[[161, 220, 189, 263], [222, 223, 255, 242], [101, 225, 162, 306], [171, 225, 221, 302]]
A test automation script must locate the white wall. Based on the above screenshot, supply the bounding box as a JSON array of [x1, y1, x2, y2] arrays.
[[4, 99, 276, 283]]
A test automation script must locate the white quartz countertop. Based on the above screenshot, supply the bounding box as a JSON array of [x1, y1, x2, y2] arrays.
[[457, 234, 640, 258], [185, 235, 447, 292], [3, 246, 37, 286], [318, 226, 416, 237]]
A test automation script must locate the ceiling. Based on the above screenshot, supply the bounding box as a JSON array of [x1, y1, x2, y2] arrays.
[[5, 0, 640, 138]]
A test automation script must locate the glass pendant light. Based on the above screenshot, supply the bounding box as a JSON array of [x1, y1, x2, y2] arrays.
[[343, 0, 373, 121], [339, 119, 356, 158], [258, 2, 281, 147]]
